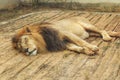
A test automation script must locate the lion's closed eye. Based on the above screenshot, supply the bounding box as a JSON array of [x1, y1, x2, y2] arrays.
[[24, 37, 28, 44]]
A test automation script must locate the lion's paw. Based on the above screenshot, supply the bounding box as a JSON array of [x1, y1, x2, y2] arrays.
[[83, 47, 98, 56], [90, 45, 99, 52]]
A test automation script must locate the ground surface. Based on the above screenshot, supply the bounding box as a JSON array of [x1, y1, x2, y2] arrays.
[[0, 9, 120, 80]]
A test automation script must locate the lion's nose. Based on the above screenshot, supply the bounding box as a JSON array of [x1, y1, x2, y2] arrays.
[[25, 48, 29, 52]]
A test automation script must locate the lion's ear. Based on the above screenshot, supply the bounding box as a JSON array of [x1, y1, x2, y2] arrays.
[[26, 27, 31, 33]]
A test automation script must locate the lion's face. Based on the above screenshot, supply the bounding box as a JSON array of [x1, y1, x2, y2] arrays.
[[13, 35, 38, 56]]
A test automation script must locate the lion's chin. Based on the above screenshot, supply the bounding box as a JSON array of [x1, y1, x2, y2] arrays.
[[26, 49, 38, 56]]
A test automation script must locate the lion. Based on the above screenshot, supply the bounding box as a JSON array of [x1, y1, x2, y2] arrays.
[[12, 17, 120, 56]]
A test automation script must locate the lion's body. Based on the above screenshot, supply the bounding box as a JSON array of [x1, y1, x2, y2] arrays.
[[12, 16, 120, 56], [53, 17, 89, 39]]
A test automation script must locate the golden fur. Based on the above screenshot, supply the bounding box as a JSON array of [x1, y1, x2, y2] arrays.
[[12, 17, 120, 56]]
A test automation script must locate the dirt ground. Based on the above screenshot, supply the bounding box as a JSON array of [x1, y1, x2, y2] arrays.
[[0, 9, 120, 80]]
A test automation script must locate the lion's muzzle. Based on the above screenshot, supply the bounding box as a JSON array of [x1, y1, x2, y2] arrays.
[[25, 48, 37, 56]]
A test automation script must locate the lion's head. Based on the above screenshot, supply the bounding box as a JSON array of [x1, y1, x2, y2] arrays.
[[12, 27, 40, 56], [13, 35, 38, 56]]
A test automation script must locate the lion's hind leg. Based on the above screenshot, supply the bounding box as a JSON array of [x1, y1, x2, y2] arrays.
[[81, 23, 120, 40], [107, 31, 120, 37], [78, 21, 112, 41]]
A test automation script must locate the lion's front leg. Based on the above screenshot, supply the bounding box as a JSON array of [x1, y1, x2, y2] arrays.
[[66, 43, 96, 55], [66, 43, 84, 53], [63, 32, 99, 55]]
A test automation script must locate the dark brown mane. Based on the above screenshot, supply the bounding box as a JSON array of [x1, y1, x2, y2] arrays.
[[40, 27, 66, 52], [12, 35, 19, 49]]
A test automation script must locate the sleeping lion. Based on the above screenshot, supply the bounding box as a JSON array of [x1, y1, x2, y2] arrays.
[[12, 17, 120, 56]]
